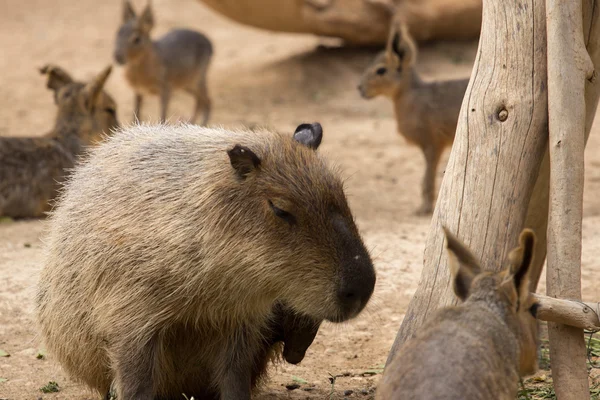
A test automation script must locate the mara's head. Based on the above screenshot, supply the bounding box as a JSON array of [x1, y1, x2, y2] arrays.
[[114, 1, 154, 65], [358, 22, 416, 99], [443, 227, 540, 376], [40, 64, 119, 144], [219, 123, 376, 323]]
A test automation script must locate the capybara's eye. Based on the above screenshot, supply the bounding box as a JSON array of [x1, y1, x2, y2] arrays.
[[529, 303, 540, 318], [268, 200, 296, 225], [131, 35, 141, 45], [376, 67, 387, 76], [104, 107, 116, 116]]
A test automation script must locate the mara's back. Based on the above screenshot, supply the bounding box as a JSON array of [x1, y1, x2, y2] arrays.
[[158, 29, 213, 74], [0, 137, 74, 218], [378, 306, 519, 400]]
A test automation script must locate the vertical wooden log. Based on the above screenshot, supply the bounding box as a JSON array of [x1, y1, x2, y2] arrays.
[[546, 0, 596, 398], [526, 0, 600, 293], [386, 0, 549, 365]]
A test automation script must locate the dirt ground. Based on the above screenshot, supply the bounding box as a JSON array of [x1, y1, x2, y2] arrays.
[[1, 0, 600, 399]]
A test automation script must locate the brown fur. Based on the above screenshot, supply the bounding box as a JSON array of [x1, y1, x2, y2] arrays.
[[392, 0, 482, 43], [36, 123, 375, 400], [0, 65, 118, 218], [114, 1, 213, 125], [358, 23, 468, 215], [376, 228, 540, 400]]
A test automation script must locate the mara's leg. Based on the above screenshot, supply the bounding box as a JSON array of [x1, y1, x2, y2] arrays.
[[416, 145, 443, 215], [134, 94, 143, 122], [191, 78, 211, 126], [159, 87, 171, 124]]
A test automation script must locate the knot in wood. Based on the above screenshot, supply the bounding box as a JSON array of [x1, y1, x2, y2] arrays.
[[497, 108, 508, 122]]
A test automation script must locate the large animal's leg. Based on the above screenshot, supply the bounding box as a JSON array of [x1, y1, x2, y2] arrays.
[[218, 329, 254, 400], [134, 94, 143, 122], [112, 335, 158, 400], [416, 145, 442, 215]]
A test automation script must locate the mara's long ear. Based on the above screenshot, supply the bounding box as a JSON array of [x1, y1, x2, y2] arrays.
[[122, 0, 136, 23], [293, 122, 323, 150], [40, 64, 74, 92], [227, 145, 261, 180], [443, 226, 482, 301], [81, 65, 112, 112], [508, 229, 536, 307], [137, 1, 154, 33], [386, 22, 416, 69]]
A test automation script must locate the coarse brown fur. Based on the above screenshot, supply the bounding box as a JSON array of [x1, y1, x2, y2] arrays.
[[376, 228, 540, 400], [358, 22, 468, 215], [114, 1, 213, 125], [36, 123, 375, 400], [0, 65, 118, 218]]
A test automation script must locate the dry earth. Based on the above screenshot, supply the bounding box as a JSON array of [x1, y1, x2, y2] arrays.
[[1, 0, 600, 399]]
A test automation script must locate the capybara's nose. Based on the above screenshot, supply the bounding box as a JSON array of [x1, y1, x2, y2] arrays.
[[336, 256, 376, 321]]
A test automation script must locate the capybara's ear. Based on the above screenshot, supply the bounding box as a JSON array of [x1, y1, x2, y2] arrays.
[[293, 122, 323, 150], [227, 144, 261, 179], [443, 226, 482, 301]]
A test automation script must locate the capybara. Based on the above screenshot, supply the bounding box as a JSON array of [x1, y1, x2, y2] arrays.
[[358, 22, 468, 215], [376, 228, 539, 399], [0, 64, 118, 218], [37, 122, 376, 399], [114, 1, 213, 124]]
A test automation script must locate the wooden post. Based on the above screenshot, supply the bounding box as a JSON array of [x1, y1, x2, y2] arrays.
[[546, 0, 596, 398], [385, 0, 549, 364]]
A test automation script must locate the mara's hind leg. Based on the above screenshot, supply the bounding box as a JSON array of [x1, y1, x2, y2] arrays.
[[416, 145, 443, 216], [191, 78, 211, 126]]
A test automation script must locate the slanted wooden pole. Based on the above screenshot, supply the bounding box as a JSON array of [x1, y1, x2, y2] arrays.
[[534, 294, 600, 331], [546, 0, 596, 398], [385, 0, 549, 364]]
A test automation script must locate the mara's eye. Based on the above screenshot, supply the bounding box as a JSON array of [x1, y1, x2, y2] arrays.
[[376, 67, 387, 76], [131, 35, 141, 45], [529, 303, 540, 318], [268, 200, 296, 225], [104, 107, 116, 116]]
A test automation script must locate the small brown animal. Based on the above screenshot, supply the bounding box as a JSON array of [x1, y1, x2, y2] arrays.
[[114, 1, 213, 125], [376, 228, 540, 400], [0, 65, 118, 218], [37, 122, 376, 400], [358, 23, 469, 215]]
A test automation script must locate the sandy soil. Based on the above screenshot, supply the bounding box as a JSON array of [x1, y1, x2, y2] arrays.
[[1, 0, 600, 399]]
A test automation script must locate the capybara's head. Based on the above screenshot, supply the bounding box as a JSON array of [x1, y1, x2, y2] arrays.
[[114, 1, 154, 65], [444, 227, 540, 376], [358, 22, 417, 99], [39, 64, 119, 144], [223, 123, 376, 323]]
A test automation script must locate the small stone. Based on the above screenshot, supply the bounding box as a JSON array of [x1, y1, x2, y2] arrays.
[[285, 383, 300, 390], [344, 389, 354, 395]]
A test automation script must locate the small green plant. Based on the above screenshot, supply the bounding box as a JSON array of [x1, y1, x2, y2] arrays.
[[36, 349, 46, 360], [40, 381, 60, 393], [0, 349, 10, 357]]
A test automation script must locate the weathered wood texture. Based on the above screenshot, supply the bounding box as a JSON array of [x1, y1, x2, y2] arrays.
[[534, 294, 600, 331], [196, 0, 481, 45], [386, 0, 549, 365], [526, 0, 600, 292], [546, 0, 598, 398]]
